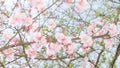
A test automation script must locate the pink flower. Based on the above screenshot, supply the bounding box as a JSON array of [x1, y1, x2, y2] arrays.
[[2, 29, 14, 42], [95, 28, 107, 36], [26, 48, 37, 59], [74, 0, 89, 12], [74, 4, 82, 12], [82, 56, 88, 68], [63, 37, 72, 45], [24, 17, 33, 27], [101, 24, 119, 37], [11, 38, 19, 46], [79, 24, 83, 28], [3, 48, 14, 55], [31, 43, 41, 51], [94, 25, 109, 36], [10, 13, 32, 27], [65, 43, 76, 57], [55, 33, 72, 45], [27, 31, 46, 45], [55, 43, 63, 52], [79, 0, 89, 7], [96, 19, 104, 25], [38, 37, 47, 45], [46, 43, 56, 57], [63, 0, 72, 4], [80, 34, 93, 52], [87, 22, 96, 36], [10, 13, 26, 26], [30, 23, 39, 31], [107, 24, 119, 37], [55, 33, 67, 43], [46, 43, 62, 58], [79, 34, 93, 46], [104, 39, 114, 48], [48, 19, 56, 30], [25, 23, 39, 32], [3, 48, 14, 60], [33, 31, 43, 42], [82, 44, 90, 52], [28, 0, 44, 11], [0, 52, 3, 57]]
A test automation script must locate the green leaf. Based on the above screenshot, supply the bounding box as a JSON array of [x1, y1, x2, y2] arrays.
[[66, 11, 70, 14], [72, 16, 76, 20], [67, 63, 73, 68], [42, 27, 48, 31], [44, 62, 48, 68], [24, 45, 29, 49], [12, 66, 15, 68]]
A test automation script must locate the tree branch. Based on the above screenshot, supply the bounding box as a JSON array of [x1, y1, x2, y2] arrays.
[[110, 44, 120, 68]]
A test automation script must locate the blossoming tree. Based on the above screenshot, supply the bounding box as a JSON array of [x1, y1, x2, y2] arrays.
[[0, 0, 120, 68]]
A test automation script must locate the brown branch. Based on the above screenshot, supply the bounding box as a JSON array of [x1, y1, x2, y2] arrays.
[[0, 61, 5, 68], [71, 34, 109, 41], [0, 33, 107, 52], [15, 28, 32, 68], [95, 50, 104, 68], [0, 42, 34, 52], [110, 44, 120, 68], [15, 54, 68, 60], [110, 5, 120, 68], [5, 57, 21, 65], [33, 0, 59, 19]]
